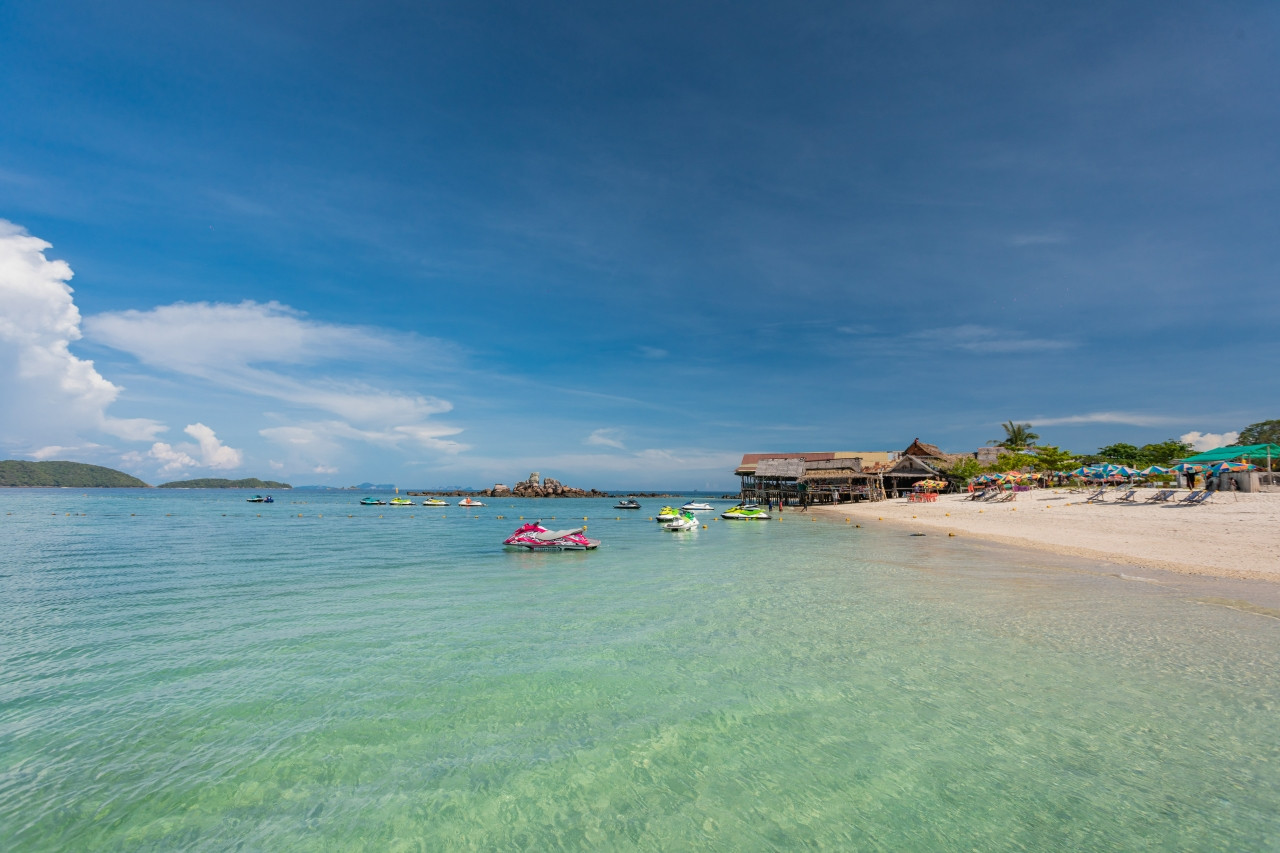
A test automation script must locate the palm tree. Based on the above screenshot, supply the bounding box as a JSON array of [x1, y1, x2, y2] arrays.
[[989, 420, 1039, 450]]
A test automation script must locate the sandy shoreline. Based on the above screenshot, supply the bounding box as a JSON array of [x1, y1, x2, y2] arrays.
[[809, 487, 1280, 582]]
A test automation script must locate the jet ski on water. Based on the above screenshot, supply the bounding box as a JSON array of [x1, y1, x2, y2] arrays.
[[681, 501, 714, 511], [721, 503, 771, 520], [614, 498, 641, 509], [503, 522, 600, 551], [664, 510, 698, 531], [655, 506, 680, 522]]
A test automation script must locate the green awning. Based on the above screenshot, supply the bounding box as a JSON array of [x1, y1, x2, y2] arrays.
[[1180, 443, 1280, 463]]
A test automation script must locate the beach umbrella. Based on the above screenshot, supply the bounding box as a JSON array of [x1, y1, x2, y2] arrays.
[[1140, 465, 1172, 475], [1171, 463, 1203, 473], [1209, 460, 1256, 473]]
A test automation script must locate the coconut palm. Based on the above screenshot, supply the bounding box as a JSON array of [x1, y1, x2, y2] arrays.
[[989, 420, 1039, 451]]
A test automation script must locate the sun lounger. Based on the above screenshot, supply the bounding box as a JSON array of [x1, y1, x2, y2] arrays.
[[1084, 488, 1108, 503], [1144, 489, 1175, 503], [1173, 490, 1203, 505], [1179, 490, 1214, 507], [1115, 489, 1138, 503]]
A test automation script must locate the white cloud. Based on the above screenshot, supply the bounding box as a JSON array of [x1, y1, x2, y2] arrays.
[[1034, 412, 1182, 427], [146, 441, 200, 474], [132, 423, 243, 476], [916, 325, 1074, 353], [85, 299, 463, 448], [1180, 430, 1240, 452], [183, 422, 243, 469], [259, 419, 466, 472], [0, 220, 165, 445], [31, 443, 105, 461], [586, 428, 626, 449], [312, 464, 338, 474], [638, 346, 668, 359]]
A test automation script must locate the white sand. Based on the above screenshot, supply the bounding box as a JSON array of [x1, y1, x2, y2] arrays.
[[810, 488, 1280, 581]]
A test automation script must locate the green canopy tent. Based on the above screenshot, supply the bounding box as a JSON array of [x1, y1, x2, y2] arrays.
[[1179, 443, 1280, 471]]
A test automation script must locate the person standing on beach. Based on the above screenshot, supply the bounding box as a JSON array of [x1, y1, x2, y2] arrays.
[[1186, 470, 1196, 490]]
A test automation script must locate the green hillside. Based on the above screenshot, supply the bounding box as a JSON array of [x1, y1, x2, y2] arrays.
[[157, 478, 292, 489], [0, 460, 150, 488]]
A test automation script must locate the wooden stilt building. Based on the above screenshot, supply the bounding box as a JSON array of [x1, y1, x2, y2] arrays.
[[735, 452, 886, 505]]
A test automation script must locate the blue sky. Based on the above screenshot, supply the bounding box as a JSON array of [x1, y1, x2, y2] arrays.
[[2, 1, 1277, 489]]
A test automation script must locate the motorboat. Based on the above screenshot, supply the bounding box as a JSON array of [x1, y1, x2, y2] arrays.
[[503, 521, 600, 551], [655, 506, 680, 522], [458, 497, 486, 507], [389, 497, 415, 506], [681, 501, 714, 511], [360, 497, 387, 506], [422, 498, 448, 506], [664, 511, 698, 531], [246, 494, 273, 503], [614, 499, 641, 509], [721, 504, 771, 520]]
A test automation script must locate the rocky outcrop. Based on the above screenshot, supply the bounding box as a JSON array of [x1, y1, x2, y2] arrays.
[[498, 475, 607, 498]]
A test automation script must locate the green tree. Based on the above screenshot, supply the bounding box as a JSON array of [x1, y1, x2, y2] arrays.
[[987, 451, 1038, 472], [1029, 445, 1076, 472], [945, 457, 983, 481], [1238, 419, 1280, 445], [1134, 440, 1193, 467], [988, 421, 1040, 450], [1096, 443, 1142, 465]]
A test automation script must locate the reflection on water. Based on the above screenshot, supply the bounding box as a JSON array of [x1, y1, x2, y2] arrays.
[[2, 490, 1278, 850]]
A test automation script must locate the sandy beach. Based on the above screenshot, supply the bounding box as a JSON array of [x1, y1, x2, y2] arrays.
[[812, 488, 1280, 581]]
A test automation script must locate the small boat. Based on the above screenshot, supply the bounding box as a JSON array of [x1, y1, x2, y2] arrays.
[[664, 511, 698, 531], [359, 497, 387, 506], [458, 497, 486, 507], [721, 504, 771, 520], [681, 501, 714, 511], [614, 499, 641, 509], [246, 494, 269, 503], [503, 521, 600, 551], [421, 498, 448, 506], [655, 506, 680, 522], [389, 497, 415, 506]]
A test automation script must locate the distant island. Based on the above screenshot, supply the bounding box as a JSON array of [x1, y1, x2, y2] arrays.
[[157, 478, 292, 489], [0, 460, 150, 488]]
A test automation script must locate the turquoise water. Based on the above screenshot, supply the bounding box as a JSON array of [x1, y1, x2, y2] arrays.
[[2, 489, 1279, 851]]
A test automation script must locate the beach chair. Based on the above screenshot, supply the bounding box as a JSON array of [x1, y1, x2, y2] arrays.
[[1181, 490, 1214, 507], [1084, 488, 1107, 503], [1143, 489, 1175, 503], [1115, 489, 1138, 503], [1173, 490, 1203, 505]]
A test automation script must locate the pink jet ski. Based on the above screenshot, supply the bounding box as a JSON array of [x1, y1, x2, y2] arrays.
[[503, 521, 600, 551]]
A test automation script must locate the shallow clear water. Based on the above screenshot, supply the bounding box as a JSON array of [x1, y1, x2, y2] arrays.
[[2, 489, 1278, 851]]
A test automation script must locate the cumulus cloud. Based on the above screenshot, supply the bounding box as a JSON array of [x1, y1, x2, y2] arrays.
[[1180, 430, 1239, 451], [0, 220, 164, 445], [183, 423, 243, 469], [586, 428, 626, 449], [125, 423, 243, 475]]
